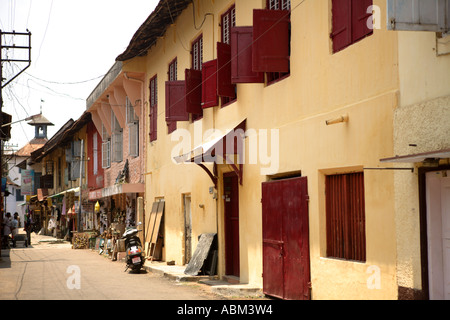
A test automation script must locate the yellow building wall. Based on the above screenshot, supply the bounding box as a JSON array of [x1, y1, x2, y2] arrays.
[[135, 0, 401, 299]]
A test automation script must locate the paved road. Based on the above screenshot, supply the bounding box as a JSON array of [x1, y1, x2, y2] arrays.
[[0, 233, 224, 300]]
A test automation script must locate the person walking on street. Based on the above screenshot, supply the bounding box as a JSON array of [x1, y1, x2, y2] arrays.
[[2, 212, 13, 248], [24, 212, 32, 246], [11, 213, 19, 248]]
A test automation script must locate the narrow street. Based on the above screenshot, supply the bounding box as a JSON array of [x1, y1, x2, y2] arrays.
[[0, 232, 225, 301]]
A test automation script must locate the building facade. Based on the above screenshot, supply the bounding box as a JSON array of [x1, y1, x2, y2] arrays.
[[86, 62, 146, 241], [110, 0, 401, 300], [76, 0, 449, 300]]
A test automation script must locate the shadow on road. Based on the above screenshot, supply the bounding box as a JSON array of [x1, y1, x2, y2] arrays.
[[0, 249, 11, 269]]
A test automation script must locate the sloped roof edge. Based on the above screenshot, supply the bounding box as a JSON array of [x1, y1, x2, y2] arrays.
[[116, 0, 192, 62]]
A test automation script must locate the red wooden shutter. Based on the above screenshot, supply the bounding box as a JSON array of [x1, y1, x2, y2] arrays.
[[165, 80, 188, 122], [201, 60, 218, 109], [230, 27, 264, 84], [185, 69, 203, 114], [150, 106, 157, 141], [217, 42, 236, 98], [331, 0, 352, 53], [326, 172, 366, 262], [252, 9, 290, 73], [351, 0, 373, 42], [167, 121, 177, 134]]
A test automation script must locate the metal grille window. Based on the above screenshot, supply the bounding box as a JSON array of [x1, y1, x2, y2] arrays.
[[326, 172, 366, 262], [269, 0, 291, 10], [222, 5, 236, 45], [149, 75, 158, 142], [191, 35, 203, 121], [221, 5, 237, 105], [167, 58, 178, 134], [169, 58, 177, 82], [192, 35, 203, 71], [150, 76, 158, 108]]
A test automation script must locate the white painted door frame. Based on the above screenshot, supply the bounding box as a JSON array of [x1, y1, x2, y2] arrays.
[[426, 170, 450, 300]]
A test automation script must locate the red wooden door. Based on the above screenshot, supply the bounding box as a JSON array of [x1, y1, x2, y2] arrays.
[[262, 177, 310, 300], [224, 172, 240, 277]]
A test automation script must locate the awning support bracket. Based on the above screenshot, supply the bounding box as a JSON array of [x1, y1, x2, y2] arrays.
[[196, 163, 218, 188], [225, 155, 243, 185]]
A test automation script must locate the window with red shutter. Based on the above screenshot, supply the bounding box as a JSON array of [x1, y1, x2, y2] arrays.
[[221, 5, 236, 45], [220, 5, 237, 105], [252, 9, 290, 74], [217, 42, 235, 99], [259, 0, 291, 84], [201, 60, 218, 109], [167, 58, 178, 134], [191, 35, 203, 121], [165, 80, 189, 122], [167, 121, 177, 134], [331, 0, 373, 53], [351, 0, 373, 43], [169, 58, 178, 82], [149, 75, 158, 142], [185, 68, 203, 114], [231, 26, 264, 84], [192, 35, 203, 71], [331, 0, 352, 53]]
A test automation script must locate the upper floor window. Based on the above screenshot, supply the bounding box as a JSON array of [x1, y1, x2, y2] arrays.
[[169, 58, 178, 82], [102, 123, 111, 169], [231, 1, 290, 84], [221, 5, 237, 106], [222, 5, 236, 45], [126, 97, 139, 157], [191, 35, 203, 121], [149, 75, 158, 142], [167, 58, 178, 134], [192, 35, 203, 71], [111, 111, 123, 163], [265, 0, 291, 84], [268, 0, 291, 10], [331, 0, 373, 53]]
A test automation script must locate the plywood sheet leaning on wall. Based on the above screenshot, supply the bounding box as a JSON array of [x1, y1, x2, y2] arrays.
[[145, 200, 165, 261]]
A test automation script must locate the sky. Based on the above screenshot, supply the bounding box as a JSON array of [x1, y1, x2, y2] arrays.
[[1, 0, 159, 151]]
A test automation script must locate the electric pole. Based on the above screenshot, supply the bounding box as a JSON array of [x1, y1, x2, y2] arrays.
[[1, 30, 32, 255]]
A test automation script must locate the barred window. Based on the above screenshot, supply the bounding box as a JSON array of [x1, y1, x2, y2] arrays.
[[326, 172, 366, 262], [149, 75, 158, 142], [192, 35, 203, 71]]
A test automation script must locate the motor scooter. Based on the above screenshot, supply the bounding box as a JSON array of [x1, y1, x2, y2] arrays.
[[123, 222, 145, 272]]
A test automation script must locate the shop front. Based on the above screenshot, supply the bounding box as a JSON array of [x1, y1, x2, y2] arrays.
[[83, 184, 144, 255]]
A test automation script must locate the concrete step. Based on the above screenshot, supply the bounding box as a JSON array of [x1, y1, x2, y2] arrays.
[[143, 261, 264, 298]]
